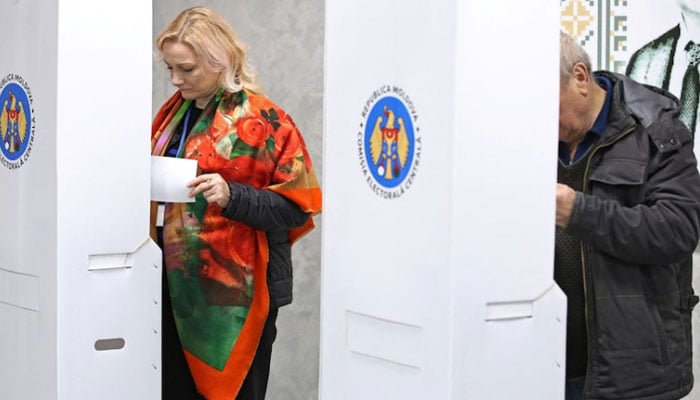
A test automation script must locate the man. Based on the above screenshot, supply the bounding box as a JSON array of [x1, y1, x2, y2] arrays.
[[626, 0, 700, 134], [556, 31, 700, 400]]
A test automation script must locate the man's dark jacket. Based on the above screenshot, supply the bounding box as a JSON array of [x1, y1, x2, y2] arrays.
[[564, 71, 700, 400]]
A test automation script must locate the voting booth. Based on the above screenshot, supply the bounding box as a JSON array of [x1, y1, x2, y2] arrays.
[[320, 1, 566, 399], [0, 1, 160, 399], [2, 0, 566, 399]]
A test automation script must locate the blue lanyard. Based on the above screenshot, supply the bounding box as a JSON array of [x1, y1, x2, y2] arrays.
[[176, 106, 193, 157]]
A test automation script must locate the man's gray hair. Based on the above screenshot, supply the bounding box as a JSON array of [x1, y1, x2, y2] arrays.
[[560, 31, 592, 84]]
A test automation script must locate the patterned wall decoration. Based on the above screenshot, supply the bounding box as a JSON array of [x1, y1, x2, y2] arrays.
[[560, 0, 630, 73]]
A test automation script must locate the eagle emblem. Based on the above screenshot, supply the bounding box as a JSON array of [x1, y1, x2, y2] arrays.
[[1, 91, 28, 154], [369, 105, 410, 180]]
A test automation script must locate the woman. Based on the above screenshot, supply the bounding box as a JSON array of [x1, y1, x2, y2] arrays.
[[151, 6, 322, 400]]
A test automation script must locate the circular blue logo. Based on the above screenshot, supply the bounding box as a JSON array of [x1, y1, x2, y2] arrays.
[[363, 96, 415, 188], [358, 87, 421, 199], [0, 77, 34, 168]]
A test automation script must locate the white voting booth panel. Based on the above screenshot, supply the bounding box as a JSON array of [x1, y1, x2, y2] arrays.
[[321, 1, 566, 399], [0, 1, 160, 400]]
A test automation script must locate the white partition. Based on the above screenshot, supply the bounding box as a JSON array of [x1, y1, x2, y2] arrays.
[[0, 1, 160, 399], [321, 1, 566, 399]]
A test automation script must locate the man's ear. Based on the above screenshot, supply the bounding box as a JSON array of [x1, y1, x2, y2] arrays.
[[572, 62, 590, 93]]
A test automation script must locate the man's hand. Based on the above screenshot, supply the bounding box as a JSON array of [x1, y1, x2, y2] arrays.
[[556, 183, 576, 228]]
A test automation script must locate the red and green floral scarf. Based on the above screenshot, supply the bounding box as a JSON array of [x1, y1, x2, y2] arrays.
[[151, 89, 321, 399]]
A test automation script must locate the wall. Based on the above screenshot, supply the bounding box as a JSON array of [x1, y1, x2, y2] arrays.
[[152, 1, 324, 399]]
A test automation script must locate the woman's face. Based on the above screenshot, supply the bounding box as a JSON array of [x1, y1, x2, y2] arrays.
[[161, 41, 220, 107]]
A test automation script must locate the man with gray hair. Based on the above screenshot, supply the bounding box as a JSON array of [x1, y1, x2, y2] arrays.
[[556, 31, 700, 400]]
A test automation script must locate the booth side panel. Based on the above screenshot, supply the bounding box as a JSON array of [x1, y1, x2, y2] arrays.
[[55, 1, 159, 399], [321, 1, 457, 399], [0, 1, 60, 399], [451, 1, 566, 399]]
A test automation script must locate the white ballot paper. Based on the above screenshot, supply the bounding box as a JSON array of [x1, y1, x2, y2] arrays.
[[150, 156, 198, 203]]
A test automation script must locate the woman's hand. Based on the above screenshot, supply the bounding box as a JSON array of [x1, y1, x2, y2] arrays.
[[188, 173, 231, 208]]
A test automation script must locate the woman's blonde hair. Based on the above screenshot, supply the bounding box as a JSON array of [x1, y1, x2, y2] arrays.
[[156, 6, 261, 94]]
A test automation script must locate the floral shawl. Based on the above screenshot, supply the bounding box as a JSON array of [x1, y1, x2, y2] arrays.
[[150, 89, 321, 399]]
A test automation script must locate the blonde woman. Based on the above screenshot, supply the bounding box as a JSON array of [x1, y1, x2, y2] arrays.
[[152, 7, 321, 399]]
